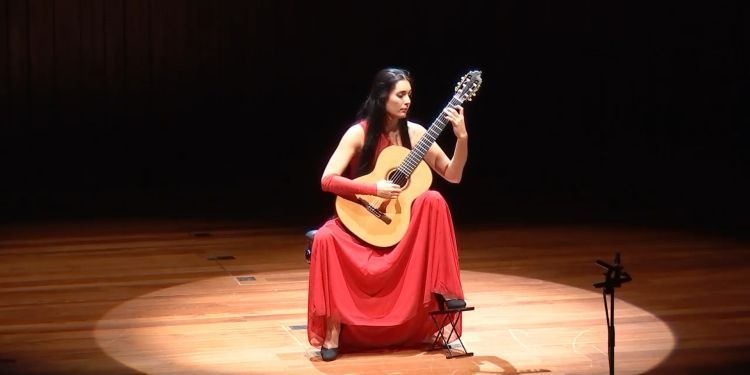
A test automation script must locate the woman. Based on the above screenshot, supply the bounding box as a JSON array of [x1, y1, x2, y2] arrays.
[[307, 68, 469, 361]]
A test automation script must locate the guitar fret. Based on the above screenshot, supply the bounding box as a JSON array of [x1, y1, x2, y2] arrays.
[[395, 74, 480, 179]]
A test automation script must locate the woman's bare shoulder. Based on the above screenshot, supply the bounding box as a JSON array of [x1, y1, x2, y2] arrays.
[[340, 122, 366, 146]]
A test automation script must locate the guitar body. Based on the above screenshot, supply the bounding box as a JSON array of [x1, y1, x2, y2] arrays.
[[335, 145, 433, 248]]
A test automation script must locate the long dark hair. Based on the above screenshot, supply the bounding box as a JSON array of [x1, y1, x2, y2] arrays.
[[355, 68, 413, 177]]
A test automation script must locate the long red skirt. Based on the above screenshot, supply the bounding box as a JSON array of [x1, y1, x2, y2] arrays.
[[307, 190, 464, 350]]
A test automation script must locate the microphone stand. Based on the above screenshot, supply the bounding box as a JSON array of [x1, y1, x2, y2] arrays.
[[593, 252, 632, 375]]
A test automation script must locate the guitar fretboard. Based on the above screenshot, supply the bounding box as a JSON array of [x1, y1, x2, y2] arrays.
[[393, 96, 464, 182]]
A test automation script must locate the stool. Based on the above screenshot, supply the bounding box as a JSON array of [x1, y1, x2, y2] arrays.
[[304, 229, 317, 264], [429, 292, 474, 359]]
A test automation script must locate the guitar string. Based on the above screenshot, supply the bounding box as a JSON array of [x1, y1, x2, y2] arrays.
[[364, 97, 461, 212], [365, 80, 476, 214], [394, 95, 463, 180]]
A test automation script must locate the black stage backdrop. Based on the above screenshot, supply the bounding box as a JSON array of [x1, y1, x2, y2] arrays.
[[1, 0, 748, 234]]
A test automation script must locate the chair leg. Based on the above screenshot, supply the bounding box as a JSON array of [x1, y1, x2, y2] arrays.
[[443, 311, 473, 358], [430, 313, 451, 350], [429, 309, 474, 359]]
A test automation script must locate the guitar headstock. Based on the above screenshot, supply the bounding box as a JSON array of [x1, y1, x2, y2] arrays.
[[454, 70, 482, 102]]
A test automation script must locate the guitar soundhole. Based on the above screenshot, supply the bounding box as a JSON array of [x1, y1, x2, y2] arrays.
[[387, 169, 409, 188]]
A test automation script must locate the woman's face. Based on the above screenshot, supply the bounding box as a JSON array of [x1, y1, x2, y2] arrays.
[[385, 79, 412, 119]]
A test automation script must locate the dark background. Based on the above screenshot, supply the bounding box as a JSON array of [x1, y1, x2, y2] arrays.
[[1, 0, 748, 234]]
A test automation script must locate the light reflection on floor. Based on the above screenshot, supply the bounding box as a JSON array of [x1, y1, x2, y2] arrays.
[[94, 270, 674, 374]]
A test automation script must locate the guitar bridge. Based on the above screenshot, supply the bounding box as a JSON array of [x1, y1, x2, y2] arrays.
[[357, 198, 392, 224]]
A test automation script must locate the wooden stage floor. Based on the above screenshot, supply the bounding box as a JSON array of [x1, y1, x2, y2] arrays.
[[0, 219, 748, 374]]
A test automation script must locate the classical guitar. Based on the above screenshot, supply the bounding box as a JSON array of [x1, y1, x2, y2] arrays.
[[336, 70, 482, 247]]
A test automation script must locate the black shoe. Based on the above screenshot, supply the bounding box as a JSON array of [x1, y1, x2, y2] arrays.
[[445, 299, 466, 309], [320, 347, 339, 361]]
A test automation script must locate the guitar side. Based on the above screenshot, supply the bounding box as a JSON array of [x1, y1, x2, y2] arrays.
[[335, 145, 433, 247]]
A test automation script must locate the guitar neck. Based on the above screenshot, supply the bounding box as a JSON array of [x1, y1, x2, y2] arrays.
[[398, 96, 465, 177]]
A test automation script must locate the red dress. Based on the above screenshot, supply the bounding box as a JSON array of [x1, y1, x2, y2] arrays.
[[307, 123, 465, 350]]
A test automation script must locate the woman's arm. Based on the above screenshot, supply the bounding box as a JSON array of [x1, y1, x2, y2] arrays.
[[320, 125, 377, 196], [322, 125, 363, 179], [321, 124, 404, 198]]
